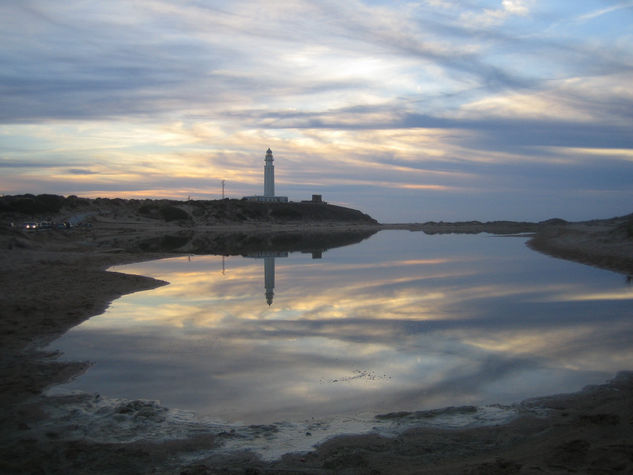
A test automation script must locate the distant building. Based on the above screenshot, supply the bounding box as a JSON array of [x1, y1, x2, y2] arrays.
[[301, 194, 326, 205], [244, 148, 288, 203]]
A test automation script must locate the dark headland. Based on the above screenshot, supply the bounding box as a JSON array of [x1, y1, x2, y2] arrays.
[[1, 194, 633, 474]]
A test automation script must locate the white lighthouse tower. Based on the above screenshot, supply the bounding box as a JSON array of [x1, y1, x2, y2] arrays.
[[264, 148, 274, 198], [244, 148, 288, 202]]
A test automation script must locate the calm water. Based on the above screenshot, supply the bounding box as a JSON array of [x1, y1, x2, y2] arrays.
[[50, 231, 633, 424]]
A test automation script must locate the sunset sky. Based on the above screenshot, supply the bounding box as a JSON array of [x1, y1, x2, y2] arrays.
[[1, 0, 632, 222]]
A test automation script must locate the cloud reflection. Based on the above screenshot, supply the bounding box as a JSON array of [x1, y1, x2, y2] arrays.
[[52, 233, 633, 423]]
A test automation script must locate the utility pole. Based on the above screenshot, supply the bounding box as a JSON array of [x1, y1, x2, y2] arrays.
[[221, 180, 225, 199]]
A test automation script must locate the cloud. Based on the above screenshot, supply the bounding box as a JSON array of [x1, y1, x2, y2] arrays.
[[0, 0, 550, 123], [1, 0, 632, 220], [575, 1, 633, 23], [458, 0, 533, 27], [67, 168, 98, 175], [1, 1, 628, 128], [0, 159, 62, 168]]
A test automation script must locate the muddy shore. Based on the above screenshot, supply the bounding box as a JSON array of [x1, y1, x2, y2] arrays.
[[1, 216, 632, 474]]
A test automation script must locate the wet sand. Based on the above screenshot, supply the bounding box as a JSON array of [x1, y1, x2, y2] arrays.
[[1, 217, 632, 473]]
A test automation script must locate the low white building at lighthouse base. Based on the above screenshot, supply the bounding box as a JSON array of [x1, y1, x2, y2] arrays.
[[244, 195, 288, 203]]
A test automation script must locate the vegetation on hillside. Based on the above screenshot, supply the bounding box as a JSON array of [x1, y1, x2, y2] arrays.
[[0, 194, 378, 224]]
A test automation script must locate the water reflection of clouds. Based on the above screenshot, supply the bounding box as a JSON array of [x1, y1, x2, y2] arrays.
[[543, 289, 633, 302], [113, 257, 483, 326], [55, 235, 633, 423]]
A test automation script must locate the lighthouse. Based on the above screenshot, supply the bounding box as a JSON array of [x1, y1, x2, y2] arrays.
[[244, 148, 288, 202], [264, 148, 274, 197]]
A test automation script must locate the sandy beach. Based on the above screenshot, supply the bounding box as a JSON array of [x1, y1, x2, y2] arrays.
[[1, 213, 632, 474]]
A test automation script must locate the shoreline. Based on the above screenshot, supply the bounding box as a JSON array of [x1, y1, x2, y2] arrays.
[[527, 222, 633, 276], [1, 217, 632, 473]]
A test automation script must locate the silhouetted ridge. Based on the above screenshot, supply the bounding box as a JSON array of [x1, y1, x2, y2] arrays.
[[0, 195, 377, 225]]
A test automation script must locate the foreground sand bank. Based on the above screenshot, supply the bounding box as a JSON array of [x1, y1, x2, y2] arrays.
[[1, 216, 632, 473]]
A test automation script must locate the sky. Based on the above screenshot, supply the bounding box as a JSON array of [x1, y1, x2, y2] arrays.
[[1, 0, 632, 222]]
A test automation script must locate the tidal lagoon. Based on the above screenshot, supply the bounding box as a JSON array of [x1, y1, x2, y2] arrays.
[[49, 230, 633, 426]]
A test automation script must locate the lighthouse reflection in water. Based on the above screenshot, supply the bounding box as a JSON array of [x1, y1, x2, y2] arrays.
[[48, 231, 633, 424], [247, 252, 287, 306], [248, 250, 322, 306]]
